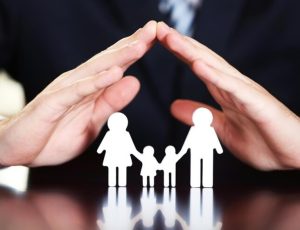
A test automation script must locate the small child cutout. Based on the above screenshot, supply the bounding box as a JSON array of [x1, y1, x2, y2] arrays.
[[160, 146, 184, 187], [135, 146, 160, 187]]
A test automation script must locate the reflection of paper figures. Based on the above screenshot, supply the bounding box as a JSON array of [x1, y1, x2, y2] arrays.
[[97, 187, 132, 230], [135, 146, 160, 187], [189, 188, 221, 230], [161, 188, 176, 227], [97, 188, 221, 229], [140, 188, 158, 227], [160, 146, 184, 187], [180, 108, 223, 187], [97, 112, 139, 187]]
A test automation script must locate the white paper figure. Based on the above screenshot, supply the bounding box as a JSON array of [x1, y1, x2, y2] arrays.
[[160, 145, 185, 187], [97, 112, 139, 187], [180, 108, 223, 187], [97, 187, 132, 230], [190, 188, 215, 229], [135, 146, 160, 187], [161, 188, 177, 227]]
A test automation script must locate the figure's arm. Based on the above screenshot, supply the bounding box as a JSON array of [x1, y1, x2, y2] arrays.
[[177, 128, 192, 159], [212, 129, 223, 154], [176, 150, 186, 162], [157, 158, 165, 171], [97, 134, 108, 154], [127, 133, 143, 162], [132, 151, 143, 162], [130, 212, 143, 228], [156, 160, 162, 170]]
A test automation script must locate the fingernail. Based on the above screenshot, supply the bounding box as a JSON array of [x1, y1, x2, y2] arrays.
[[159, 21, 169, 27], [159, 21, 170, 30], [143, 20, 156, 29]]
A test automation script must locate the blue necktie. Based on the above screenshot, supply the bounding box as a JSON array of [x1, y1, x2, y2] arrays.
[[159, 0, 203, 36]]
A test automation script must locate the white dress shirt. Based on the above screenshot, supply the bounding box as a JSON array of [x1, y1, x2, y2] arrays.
[[159, 0, 203, 35]]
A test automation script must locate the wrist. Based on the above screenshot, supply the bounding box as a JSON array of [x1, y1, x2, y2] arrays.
[[0, 115, 13, 167]]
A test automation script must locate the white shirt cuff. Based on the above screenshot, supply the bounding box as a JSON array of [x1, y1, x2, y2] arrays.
[[0, 115, 6, 120]]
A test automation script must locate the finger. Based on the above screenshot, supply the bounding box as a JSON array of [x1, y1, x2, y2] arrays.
[[157, 22, 220, 62], [45, 41, 143, 91], [38, 66, 123, 122], [69, 21, 157, 80], [193, 60, 255, 103], [171, 99, 225, 134], [157, 21, 242, 78], [183, 36, 226, 64], [92, 76, 140, 125], [69, 41, 144, 79], [107, 20, 157, 51], [47, 21, 156, 91], [193, 60, 278, 122]]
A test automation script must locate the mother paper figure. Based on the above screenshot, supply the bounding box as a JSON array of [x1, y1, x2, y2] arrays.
[[97, 112, 138, 187]]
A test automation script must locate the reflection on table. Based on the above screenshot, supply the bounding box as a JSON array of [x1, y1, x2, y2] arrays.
[[1, 184, 300, 229], [97, 187, 221, 229]]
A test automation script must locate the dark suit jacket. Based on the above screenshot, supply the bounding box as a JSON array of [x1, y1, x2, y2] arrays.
[[1, 0, 300, 187]]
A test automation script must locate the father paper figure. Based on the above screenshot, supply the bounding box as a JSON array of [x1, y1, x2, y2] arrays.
[[179, 108, 223, 187]]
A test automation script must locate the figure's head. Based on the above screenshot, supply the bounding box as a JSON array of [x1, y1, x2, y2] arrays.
[[107, 112, 128, 131], [143, 146, 154, 155], [165, 145, 176, 155], [192, 108, 213, 127]]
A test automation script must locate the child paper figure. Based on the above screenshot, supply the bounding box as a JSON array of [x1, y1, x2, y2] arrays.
[[160, 146, 185, 187], [135, 146, 160, 187], [161, 188, 177, 228], [97, 112, 139, 187], [180, 108, 223, 187]]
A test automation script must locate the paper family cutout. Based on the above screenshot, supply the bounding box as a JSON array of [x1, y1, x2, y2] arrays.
[[97, 187, 222, 230], [97, 107, 223, 187]]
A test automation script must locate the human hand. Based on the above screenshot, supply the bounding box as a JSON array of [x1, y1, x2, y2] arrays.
[[0, 21, 157, 167], [157, 22, 300, 170]]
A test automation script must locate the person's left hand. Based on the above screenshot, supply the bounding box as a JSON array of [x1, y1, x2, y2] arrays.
[[157, 22, 300, 170]]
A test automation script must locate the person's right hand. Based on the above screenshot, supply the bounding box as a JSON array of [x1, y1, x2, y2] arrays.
[[157, 22, 300, 171], [0, 21, 157, 167]]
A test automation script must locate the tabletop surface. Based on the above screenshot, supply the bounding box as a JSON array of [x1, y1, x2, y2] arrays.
[[1, 182, 300, 230]]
